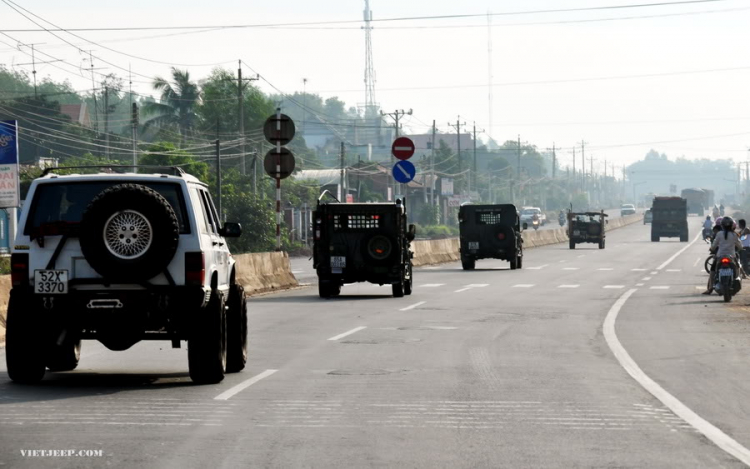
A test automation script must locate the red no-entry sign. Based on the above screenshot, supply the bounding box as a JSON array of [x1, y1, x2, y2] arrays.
[[391, 137, 415, 160]]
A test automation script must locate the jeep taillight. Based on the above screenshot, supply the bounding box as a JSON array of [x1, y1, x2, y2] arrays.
[[185, 252, 205, 286], [11, 253, 28, 287]]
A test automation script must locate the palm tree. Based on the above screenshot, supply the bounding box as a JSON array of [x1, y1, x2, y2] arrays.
[[143, 68, 200, 146]]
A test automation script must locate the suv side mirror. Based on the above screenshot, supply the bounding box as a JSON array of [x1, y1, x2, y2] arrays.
[[219, 222, 242, 238], [522, 222, 528, 231], [407, 224, 416, 242]]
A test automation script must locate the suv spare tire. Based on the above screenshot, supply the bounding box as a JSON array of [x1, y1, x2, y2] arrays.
[[80, 183, 180, 282]]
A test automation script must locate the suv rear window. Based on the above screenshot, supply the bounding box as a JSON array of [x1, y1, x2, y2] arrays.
[[333, 214, 382, 231], [25, 181, 190, 234]]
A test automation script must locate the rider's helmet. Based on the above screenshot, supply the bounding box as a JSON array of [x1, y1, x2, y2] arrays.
[[706, 215, 711, 220], [716, 217, 724, 227], [721, 216, 734, 231]]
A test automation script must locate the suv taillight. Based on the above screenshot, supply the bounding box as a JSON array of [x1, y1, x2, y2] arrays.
[[11, 253, 29, 287], [185, 252, 205, 286]]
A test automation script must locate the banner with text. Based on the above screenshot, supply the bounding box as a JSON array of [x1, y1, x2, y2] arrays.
[[0, 120, 20, 208]]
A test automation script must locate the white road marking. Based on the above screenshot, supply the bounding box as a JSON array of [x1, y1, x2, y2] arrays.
[[695, 286, 704, 290], [656, 232, 702, 270], [214, 370, 278, 401], [577, 255, 586, 258], [631, 269, 647, 272], [420, 283, 445, 288], [527, 264, 549, 270], [650, 271, 658, 275], [604, 285, 625, 289], [693, 257, 701, 267], [563, 267, 580, 271], [597, 268, 614, 271], [400, 301, 426, 311], [455, 284, 489, 293], [291, 270, 304, 274], [603, 289, 750, 466], [328, 326, 367, 341], [650, 286, 670, 290], [635, 283, 645, 287], [642, 277, 651, 281], [558, 285, 580, 289], [666, 269, 681, 272], [512, 284, 535, 288]]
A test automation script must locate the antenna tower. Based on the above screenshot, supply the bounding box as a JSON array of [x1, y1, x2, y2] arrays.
[[363, 0, 377, 117]]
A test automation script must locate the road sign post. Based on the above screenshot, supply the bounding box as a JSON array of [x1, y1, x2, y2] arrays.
[[391, 137, 416, 200], [393, 160, 416, 184], [264, 110, 296, 251]]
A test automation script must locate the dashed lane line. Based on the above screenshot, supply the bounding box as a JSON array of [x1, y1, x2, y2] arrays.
[[666, 269, 682, 272], [512, 284, 535, 288], [603, 289, 750, 465], [650, 286, 670, 290], [558, 285, 580, 289], [563, 267, 580, 271], [455, 284, 489, 293], [598, 268, 614, 271], [604, 285, 625, 289], [328, 326, 367, 341], [420, 284, 445, 288], [631, 269, 647, 272], [642, 277, 652, 281], [400, 301, 426, 311], [693, 257, 701, 267], [214, 370, 278, 401], [527, 264, 549, 270]]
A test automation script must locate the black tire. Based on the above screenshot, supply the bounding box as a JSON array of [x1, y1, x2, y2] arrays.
[[652, 234, 660, 242], [680, 231, 688, 242], [599, 239, 605, 250], [569, 240, 576, 250], [404, 264, 413, 295], [724, 290, 732, 302], [80, 184, 180, 282], [225, 285, 247, 373], [46, 339, 82, 372], [461, 258, 475, 270], [318, 281, 332, 298], [392, 280, 404, 298], [705, 256, 714, 274], [188, 291, 227, 384], [510, 257, 518, 270], [517, 253, 523, 269], [5, 292, 46, 384]]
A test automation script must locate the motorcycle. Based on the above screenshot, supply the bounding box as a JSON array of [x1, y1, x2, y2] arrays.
[[558, 214, 566, 227], [703, 227, 712, 243], [714, 256, 741, 302], [531, 219, 540, 231]]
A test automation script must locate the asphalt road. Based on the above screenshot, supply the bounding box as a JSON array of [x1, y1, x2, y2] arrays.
[[3, 215, 750, 468]]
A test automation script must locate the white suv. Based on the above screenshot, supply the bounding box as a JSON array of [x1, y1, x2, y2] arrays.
[[5, 166, 245, 384]]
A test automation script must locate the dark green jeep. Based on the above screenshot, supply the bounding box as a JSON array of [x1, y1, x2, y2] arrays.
[[313, 199, 415, 298], [458, 204, 523, 270]]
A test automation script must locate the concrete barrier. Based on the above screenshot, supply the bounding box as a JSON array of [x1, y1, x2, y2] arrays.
[[411, 238, 460, 267], [234, 251, 299, 295]]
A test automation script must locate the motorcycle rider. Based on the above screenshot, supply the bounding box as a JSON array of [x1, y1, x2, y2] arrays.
[[559, 210, 566, 226], [703, 216, 742, 295], [720, 204, 725, 216], [702, 215, 713, 240], [738, 219, 750, 277]]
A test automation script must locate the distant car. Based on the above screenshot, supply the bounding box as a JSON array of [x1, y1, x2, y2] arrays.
[[644, 209, 653, 224], [519, 207, 546, 226], [620, 204, 636, 216]]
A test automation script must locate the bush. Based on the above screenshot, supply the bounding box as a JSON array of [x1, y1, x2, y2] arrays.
[[414, 224, 459, 239]]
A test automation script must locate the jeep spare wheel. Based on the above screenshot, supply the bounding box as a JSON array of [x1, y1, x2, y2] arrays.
[[80, 183, 180, 282]]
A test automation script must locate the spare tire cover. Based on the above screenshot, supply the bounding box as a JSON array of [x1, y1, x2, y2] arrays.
[[80, 183, 180, 282]]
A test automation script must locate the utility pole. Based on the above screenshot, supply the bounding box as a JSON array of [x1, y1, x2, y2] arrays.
[[572, 146, 576, 180], [448, 117, 466, 193], [230, 60, 259, 175], [430, 120, 436, 207], [83, 51, 100, 137], [131, 103, 138, 170], [340, 141, 345, 202], [103, 86, 110, 160], [216, 120, 222, 221], [381, 109, 412, 200], [581, 140, 587, 191], [552, 143, 556, 179], [472, 123, 482, 195]]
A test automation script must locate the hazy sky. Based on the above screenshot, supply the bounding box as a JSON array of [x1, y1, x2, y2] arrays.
[[1, 0, 749, 173]]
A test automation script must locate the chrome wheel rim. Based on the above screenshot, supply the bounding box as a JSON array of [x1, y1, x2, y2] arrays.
[[103, 210, 153, 259]]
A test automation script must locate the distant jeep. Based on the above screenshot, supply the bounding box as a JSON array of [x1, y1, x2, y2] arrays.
[[568, 210, 607, 249], [458, 204, 523, 270]]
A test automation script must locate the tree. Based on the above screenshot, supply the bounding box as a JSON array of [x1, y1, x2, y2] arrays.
[[143, 68, 200, 146], [139, 142, 209, 182]]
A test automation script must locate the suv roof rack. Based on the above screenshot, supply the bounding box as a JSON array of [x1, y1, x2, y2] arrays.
[[41, 165, 186, 177]]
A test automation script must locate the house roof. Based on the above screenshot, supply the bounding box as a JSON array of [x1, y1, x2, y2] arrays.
[[59, 103, 91, 127]]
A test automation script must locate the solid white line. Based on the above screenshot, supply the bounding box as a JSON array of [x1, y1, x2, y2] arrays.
[[214, 370, 278, 401], [656, 232, 701, 270], [558, 284, 580, 289], [400, 301, 426, 311], [328, 326, 367, 341], [603, 289, 750, 466]]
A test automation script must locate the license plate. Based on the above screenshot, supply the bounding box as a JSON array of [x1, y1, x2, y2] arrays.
[[330, 256, 346, 268], [34, 270, 68, 294], [468, 242, 479, 250], [719, 268, 733, 277]]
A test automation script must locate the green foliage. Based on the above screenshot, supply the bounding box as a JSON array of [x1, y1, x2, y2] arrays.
[[143, 68, 200, 143], [223, 192, 277, 253], [413, 224, 458, 239], [140, 142, 209, 182], [416, 203, 439, 225]]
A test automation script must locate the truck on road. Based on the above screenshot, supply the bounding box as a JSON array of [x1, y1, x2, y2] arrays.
[[651, 196, 688, 242]]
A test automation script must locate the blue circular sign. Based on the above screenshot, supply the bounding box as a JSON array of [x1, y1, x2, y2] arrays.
[[392, 160, 416, 184]]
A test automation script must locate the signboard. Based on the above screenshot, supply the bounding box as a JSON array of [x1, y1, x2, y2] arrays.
[[440, 178, 454, 196], [263, 148, 296, 179], [0, 121, 20, 208], [263, 114, 296, 145], [391, 137, 415, 160], [447, 196, 462, 207], [392, 160, 416, 184], [346, 194, 354, 203]]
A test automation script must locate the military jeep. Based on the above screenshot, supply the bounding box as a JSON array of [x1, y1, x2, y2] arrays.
[[313, 198, 415, 298], [568, 210, 608, 249], [458, 204, 523, 270]]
